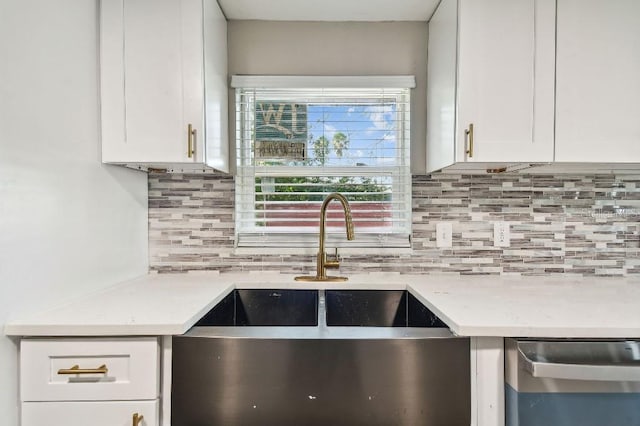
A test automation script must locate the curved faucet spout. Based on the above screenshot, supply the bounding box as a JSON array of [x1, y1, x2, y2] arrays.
[[295, 192, 355, 282], [319, 192, 355, 257]]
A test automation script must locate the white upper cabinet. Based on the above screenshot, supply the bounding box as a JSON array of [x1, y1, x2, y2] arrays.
[[100, 0, 229, 173], [555, 0, 640, 163], [427, 0, 556, 172]]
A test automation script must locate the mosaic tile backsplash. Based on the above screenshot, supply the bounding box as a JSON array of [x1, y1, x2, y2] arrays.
[[149, 173, 640, 276]]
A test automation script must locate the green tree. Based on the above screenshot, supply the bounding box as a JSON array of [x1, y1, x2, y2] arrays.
[[312, 135, 330, 165], [307, 132, 350, 165], [332, 132, 349, 157]]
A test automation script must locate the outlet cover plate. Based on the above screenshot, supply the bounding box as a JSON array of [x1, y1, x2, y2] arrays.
[[494, 221, 510, 247], [436, 222, 453, 248]]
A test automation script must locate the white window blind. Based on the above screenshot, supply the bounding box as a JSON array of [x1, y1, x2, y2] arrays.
[[233, 76, 413, 248]]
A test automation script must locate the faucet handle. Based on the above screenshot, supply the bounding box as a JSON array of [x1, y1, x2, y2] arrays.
[[324, 248, 340, 269]]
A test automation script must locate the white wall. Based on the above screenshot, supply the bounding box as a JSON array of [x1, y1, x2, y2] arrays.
[[227, 20, 429, 174], [0, 1, 149, 424]]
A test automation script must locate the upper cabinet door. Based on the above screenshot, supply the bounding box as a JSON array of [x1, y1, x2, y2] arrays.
[[555, 0, 640, 163], [100, 0, 228, 172], [456, 0, 556, 163], [128, 0, 201, 163], [426, 0, 458, 172]]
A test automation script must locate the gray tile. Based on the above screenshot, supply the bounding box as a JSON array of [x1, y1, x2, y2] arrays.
[[148, 172, 640, 276]]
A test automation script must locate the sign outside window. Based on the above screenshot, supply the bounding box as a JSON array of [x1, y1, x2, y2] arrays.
[[255, 102, 307, 161]]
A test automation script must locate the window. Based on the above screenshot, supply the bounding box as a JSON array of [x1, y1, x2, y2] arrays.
[[233, 76, 413, 248]]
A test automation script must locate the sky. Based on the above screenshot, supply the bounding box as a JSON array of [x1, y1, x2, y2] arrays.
[[306, 103, 400, 167]]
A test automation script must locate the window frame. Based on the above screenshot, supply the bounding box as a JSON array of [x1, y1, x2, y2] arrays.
[[232, 76, 415, 249]]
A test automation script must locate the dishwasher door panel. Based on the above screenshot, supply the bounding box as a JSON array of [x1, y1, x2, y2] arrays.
[[505, 338, 640, 426]]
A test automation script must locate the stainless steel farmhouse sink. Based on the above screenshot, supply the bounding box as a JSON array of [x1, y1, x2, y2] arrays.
[[172, 288, 470, 426]]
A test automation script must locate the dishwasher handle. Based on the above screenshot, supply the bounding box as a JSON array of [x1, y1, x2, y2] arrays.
[[518, 349, 640, 382]]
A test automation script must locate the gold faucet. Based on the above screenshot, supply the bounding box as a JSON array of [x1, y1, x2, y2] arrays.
[[295, 193, 355, 282]]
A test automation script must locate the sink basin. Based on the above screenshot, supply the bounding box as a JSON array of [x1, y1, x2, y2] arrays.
[[174, 288, 468, 426], [325, 289, 447, 327], [195, 289, 318, 326]]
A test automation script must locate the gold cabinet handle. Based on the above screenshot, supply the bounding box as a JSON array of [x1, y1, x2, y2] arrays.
[[187, 124, 196, 158], [57, 364, 108, 375], [465, 123, 474, 158], [133, 413, 144, 426]]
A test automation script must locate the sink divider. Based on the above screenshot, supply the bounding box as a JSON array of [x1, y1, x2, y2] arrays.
[[318, 289, 327, 328]]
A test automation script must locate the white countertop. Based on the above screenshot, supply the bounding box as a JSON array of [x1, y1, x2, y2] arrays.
[[5, 272, 640, 338], [408, 275, 640, 338], [4, 273, 234, 336]]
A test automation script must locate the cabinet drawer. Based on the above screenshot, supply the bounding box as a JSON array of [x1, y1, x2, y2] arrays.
[[21, 338, 159, 402], [22, 400, 159, 426]]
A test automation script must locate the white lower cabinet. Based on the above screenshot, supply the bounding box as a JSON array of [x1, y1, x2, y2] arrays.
[[22, 400, 158, 426], [20, 337, 160, 426]]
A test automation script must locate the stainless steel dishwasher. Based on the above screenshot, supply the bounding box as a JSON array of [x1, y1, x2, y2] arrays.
[[506, 338, 640, 426], [172, 289, 470, 426]]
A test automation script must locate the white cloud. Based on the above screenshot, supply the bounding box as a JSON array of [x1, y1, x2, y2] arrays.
[[321, 123, 338, 139], [375, 157, 397, 166], [364, 105, 395, 132]]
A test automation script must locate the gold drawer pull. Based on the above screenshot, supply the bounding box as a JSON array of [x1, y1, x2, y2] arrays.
[[57, 364, 108, 375], [133, 413, 144, 426]]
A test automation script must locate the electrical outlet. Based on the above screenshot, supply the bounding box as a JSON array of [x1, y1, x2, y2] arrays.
[[494, 221, 510, 247], [436, 222, 453, 248]]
